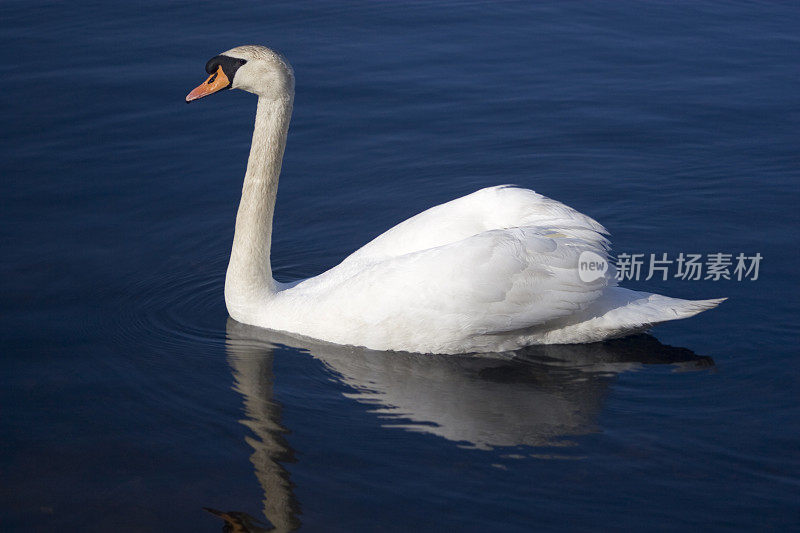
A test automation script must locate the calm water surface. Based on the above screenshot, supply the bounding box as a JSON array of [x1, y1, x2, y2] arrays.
[[2, 1, 799, 531]]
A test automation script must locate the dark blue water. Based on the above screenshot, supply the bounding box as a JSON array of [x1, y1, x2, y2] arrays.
[[2, 1, 799, 531]]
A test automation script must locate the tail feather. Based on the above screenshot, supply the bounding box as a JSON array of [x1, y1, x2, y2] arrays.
[[538, 288, 726, 344], [633, 294, 727, 323]]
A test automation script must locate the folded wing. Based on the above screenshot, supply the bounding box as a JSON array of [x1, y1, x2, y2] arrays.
[[298, 226, 613, 341]]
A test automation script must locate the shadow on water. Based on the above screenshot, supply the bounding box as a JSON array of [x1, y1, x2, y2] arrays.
[[208, 318, 713, 532]]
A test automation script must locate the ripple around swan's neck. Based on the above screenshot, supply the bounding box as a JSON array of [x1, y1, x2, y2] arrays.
[[111, 256, 230, 360]]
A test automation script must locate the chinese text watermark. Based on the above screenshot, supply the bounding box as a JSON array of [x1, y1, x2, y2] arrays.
[[578, 252, 762, 283]]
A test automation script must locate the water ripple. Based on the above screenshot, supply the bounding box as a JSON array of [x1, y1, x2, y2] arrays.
[[112, 258, 228, 359]]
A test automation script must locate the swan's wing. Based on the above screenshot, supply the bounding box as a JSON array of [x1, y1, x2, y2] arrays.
[[296, 227, 614, 341], [341, 185, 610, 267]]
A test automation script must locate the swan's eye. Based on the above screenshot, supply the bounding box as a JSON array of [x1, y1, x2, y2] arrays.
[[207, 72, 218, 84]]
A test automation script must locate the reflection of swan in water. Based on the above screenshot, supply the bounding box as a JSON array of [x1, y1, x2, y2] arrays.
[[214, 318, 713, 530], [211, 319, 302, 533]]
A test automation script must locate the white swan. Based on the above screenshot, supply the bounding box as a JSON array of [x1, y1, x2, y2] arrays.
[[186, 45, 724, 354]]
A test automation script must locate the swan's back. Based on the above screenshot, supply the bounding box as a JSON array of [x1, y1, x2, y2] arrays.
[[341, 185, 610, 266]]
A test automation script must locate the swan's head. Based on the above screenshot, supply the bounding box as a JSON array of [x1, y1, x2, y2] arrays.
[[186, 45, 294, 103]]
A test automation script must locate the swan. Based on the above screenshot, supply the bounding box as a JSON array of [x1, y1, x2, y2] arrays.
[[185, 45, 724, 354]]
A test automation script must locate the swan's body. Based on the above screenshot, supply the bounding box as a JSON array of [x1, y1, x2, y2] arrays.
[[187, 45, 723, 354]]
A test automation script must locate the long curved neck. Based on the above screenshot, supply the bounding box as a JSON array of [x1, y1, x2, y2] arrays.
[[225, 95, 293, 314]]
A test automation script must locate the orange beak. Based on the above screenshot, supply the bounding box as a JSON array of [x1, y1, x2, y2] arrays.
[[186, 66, 230, 103]]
